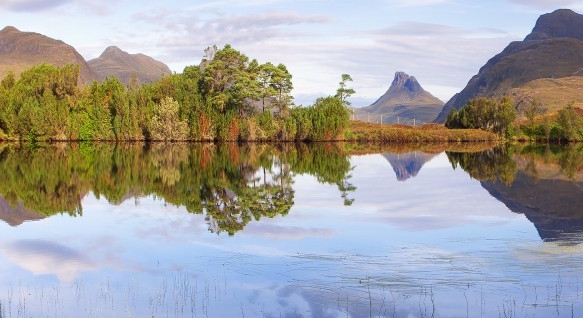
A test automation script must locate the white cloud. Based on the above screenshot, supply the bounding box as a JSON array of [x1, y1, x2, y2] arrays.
[[392, 0, 453, 6], [507, 0, 580, 10], [0, 0, 69, 11]]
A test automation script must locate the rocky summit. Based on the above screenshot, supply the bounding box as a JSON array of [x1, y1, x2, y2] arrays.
[[355, 71, 444, 125], [435, 9, 583, 122]]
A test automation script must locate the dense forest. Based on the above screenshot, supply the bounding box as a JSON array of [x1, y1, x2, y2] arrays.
[[0, 45, 350, 142]]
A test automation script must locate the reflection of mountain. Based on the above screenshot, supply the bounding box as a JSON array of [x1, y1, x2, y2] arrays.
[[482, 170, 583, 244], [383, 152, 437, 181], [0, 195, 45, 226]]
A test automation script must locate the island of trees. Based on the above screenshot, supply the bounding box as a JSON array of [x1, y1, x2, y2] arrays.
[[0, 44, 350, 142]]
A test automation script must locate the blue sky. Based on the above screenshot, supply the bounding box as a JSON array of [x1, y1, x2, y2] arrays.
[[1, 0, 582, 106]]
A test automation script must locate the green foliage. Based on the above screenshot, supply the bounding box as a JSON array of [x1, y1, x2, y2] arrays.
[[524, 98, 546, 124], [515, 100, 583, 142], [200, 44, 252, 115], [149, 97, 189, 141], [256, 111, 277, 140], [290, 107, 312, 141], [3, 64, 79, 140], [557, 101, 583, 141], [445, 96, 517, 136], [335, 73, 355, 107], [309, 97, 350, 140]]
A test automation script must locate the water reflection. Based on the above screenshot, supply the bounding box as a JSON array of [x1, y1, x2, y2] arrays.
[[2, 142, 583, 316], [3, 142, 583, 243], [448, 144, 583, 244], [0, 142, 354, 234], [383, 151, 438, 181]]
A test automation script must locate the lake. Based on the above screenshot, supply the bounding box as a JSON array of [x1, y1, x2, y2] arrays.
[[1, 142, 583, 317]]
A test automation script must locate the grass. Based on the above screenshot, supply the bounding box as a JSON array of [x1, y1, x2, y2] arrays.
[[346, 120, 499, 143], [509, 76, 583, 114]]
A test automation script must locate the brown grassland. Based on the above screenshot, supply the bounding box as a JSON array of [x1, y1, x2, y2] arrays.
[[347, 120, 499, 143]]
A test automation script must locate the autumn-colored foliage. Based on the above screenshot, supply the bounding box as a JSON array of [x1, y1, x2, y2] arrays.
[[348, 121, 499, 143]]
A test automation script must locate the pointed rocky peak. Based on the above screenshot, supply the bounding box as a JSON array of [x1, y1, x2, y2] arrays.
[[389, 71, 423, 95], [391, 71, 409, 86], [0, 26, 20, 34], [525, 8, 583, 41], [389, 72, 425, 97]]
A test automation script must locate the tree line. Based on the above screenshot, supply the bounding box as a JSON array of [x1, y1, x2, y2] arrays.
[[0, 44, 351, 142]]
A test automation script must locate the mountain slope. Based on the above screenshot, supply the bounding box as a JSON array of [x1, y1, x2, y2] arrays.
[[88, 46, 172, 85], [0, 26, 96, 83], [435, 9, 583, 122], [356, 72, 444, 125], [508, 76, 583, 112]]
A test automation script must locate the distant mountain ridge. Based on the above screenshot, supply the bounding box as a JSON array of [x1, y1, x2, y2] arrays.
[[0, 26, 171, 85], [435, 9, 583, 122], [88, 46, 172, 84], [0, 26, 96, 83], [356, 72, 444, 124]]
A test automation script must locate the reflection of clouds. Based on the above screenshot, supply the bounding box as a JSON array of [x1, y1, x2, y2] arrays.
[[239, 283, 431, 318], [334, 153, 518, 231], [242, 223, 335, 241], [0, 239, 97, 283]]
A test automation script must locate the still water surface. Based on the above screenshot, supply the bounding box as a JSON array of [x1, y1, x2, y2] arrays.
[[1, 143, 583, 317]]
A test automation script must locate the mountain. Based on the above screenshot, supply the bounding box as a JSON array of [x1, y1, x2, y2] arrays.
[[355, 72, 444, 125], [88, 46, 172, 85], [383, 151, 438, 181], [0, 195, 45, 226], [435, 9, 583, 122], [0, 26, 96, 83], [482, 170, 583, 244]]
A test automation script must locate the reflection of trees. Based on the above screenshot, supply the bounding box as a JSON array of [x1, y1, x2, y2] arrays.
[[510, 143, 583, 182], [0, 142, 355, 235], [446, 146, 517, 185], [557, 144, 583, 181], [286, 143, 356, 205], [0, 143, 88, 216]]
